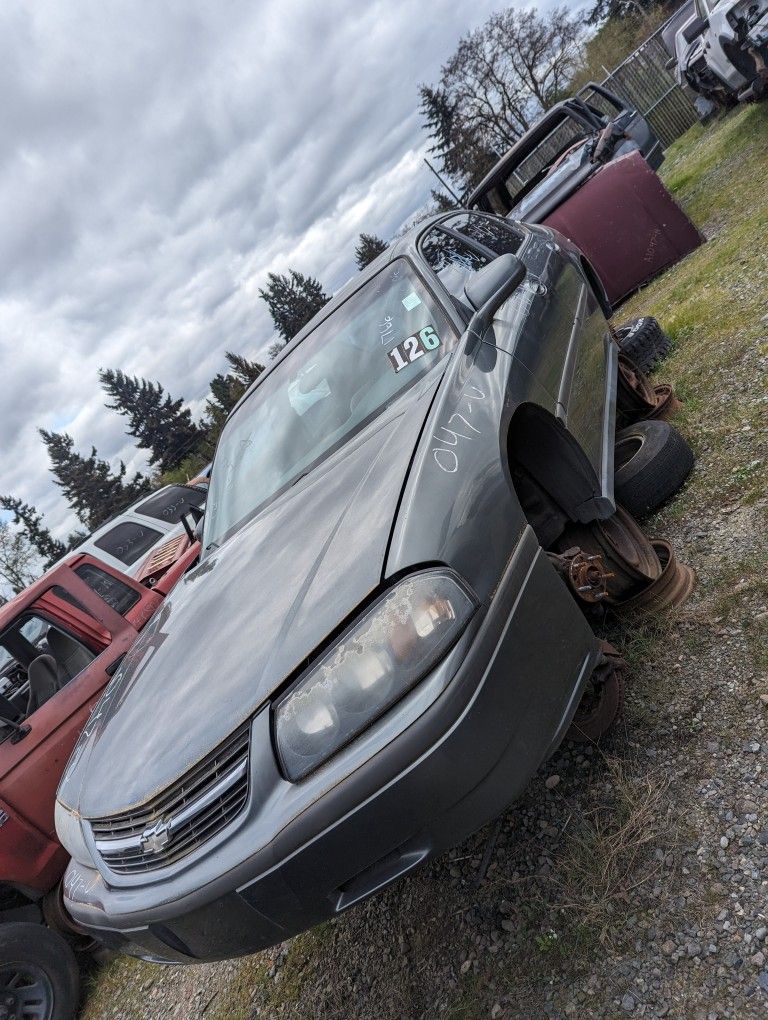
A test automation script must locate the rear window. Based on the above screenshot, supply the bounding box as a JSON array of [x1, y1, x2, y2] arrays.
[[134, 485, 206, 523], [504, 118, 590, 206], [94, 522, 162, 566], [74, 565, 141, 615]]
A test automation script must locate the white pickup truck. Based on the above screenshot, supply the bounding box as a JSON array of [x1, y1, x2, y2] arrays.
[[675, 0, 768, 103]]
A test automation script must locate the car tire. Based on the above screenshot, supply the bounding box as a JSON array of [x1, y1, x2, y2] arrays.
[[0, 923, 80, 1020], [614, 316, 671, 374], [614, 420, 694, 517]]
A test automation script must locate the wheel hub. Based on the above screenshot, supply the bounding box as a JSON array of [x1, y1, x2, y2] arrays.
[[0, 963, 53, 1020]]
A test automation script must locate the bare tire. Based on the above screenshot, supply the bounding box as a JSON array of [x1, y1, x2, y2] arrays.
[[614, 420, 694, 517], [615, 316, 671, 374], [0, 923, 80, 1020], [567, 642, 626, 742]]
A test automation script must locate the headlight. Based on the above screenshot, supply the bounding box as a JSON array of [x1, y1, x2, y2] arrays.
[[54, 800, 93, 867], [274, 570, 476, 781]]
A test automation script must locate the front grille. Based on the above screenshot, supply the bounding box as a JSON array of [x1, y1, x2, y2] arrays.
[[90, 723, 250, 874]]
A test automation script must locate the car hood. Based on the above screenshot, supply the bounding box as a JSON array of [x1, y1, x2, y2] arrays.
[[60, 378, 440, 818]]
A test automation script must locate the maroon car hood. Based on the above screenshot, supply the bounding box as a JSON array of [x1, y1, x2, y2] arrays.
[[543, 151, 703, 306]]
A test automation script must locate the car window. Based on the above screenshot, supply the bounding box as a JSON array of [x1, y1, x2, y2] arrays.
[[446, 213, 525, 256], [133, 485, 207, 524], [93, 521, 163, 566], [421, 215, 524, 306], [0, 614, 96, 740], [204, 259, 456, 549], [73, 565, 141, 615]]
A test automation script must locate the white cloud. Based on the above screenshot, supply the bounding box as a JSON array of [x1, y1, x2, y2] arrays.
[[0, 0, 507, 539]]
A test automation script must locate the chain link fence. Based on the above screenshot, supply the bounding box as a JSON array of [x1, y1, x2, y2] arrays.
[[596, 25, 699, 149]]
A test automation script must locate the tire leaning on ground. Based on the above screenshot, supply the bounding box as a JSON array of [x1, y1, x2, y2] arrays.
[[567, 641, 626, 743], [614, 420, 695, 518], [0, 923, 80, 1020], [614, 316, 672, 374]]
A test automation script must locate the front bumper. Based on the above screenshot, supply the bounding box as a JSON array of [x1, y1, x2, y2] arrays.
[[63, 528, 599, 963]]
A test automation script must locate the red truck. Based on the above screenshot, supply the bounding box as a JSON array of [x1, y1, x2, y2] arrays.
[[0, 544, 197, 1020]]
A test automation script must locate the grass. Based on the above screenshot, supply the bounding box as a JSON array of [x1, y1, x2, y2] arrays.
[[537, 759, 671, 946], [622, 104, 768, 511]]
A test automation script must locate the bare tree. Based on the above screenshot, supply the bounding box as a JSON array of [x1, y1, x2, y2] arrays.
[[420, 6, 584, 190], [0, 522, 37, 599]]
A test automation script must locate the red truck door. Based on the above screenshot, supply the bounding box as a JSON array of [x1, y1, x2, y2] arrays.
[[0, 557, 162, 893]]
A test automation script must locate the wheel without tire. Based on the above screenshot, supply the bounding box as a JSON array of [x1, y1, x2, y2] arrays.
[[614, 420, 694, 517], [567, 642, 626, 742], [614, 316, 671, 374], [0, 923, 80, 1020]]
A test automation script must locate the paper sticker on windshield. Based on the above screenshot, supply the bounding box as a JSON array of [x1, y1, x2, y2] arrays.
[[387, 326, 441, 373], [402, 291, 422, 311]]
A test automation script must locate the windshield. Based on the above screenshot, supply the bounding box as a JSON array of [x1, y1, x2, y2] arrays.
[[204, 259, 455, 549]]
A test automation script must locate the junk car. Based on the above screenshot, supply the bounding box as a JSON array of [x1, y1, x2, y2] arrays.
[[61, 482, 207, 580], [57, 211, 688, 963], [467, 89, 702, 306], [676, 0, 768, 102]]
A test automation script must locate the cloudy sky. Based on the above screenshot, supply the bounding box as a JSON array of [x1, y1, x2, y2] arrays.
[[0, 0, 521, 541]]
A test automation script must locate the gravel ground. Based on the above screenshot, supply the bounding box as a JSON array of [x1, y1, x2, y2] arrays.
[[80, 107, 768, 1020]]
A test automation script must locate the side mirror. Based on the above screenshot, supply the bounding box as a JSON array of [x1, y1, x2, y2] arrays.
[[464, 254, 527, 345], [682, 16, 708, 43], [665, 56, 677, 70]]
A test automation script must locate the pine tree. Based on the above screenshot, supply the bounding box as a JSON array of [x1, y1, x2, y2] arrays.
[[258, 270, 330, 344], [224, 352, 264, 388], [39, 430, 151, 532], [0, 496, 67, 566], [99, 369, 203, 474], [354, 233, 388, 271], [430, 189, 457, 213], [203, 351, 265, 447], [418, 84, 498, 195]]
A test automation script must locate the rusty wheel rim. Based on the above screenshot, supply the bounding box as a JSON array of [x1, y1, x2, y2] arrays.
[[613, 538, 696, 616], [617, 354, 657, 412], [556, 506, 662, 603], [596, 506, 662, 585], [568, 640, 626, 742], [646, 383, 682, 421]]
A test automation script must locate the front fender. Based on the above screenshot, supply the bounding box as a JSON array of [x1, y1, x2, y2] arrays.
[[386, 340, 534, 604]]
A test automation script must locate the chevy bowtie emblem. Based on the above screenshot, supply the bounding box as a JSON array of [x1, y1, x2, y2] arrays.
[[141, 817, 172, 854]]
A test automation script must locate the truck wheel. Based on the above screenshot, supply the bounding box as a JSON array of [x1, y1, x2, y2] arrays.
[[0, 923, 79, 1020], [614, 420, 694, 517], [614, 316, 671, 374]]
